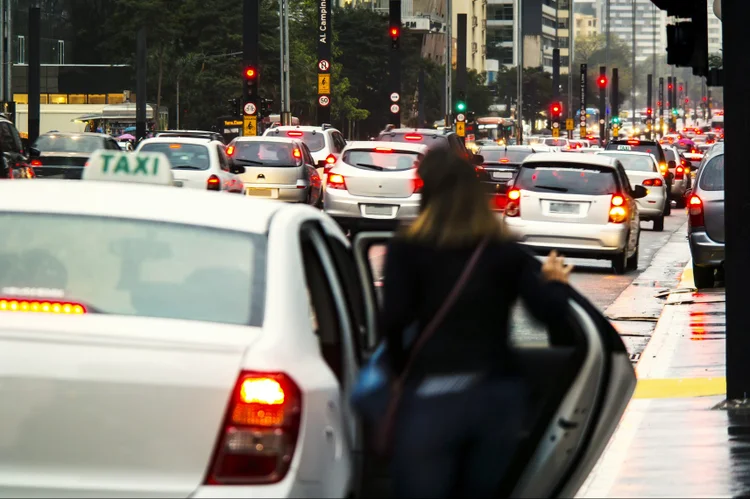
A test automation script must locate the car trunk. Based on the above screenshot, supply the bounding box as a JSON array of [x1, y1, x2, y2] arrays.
[[33, 153, 89, 179], [344, 168, 416, 198], [239, 165, 301, 186], [0, 314, 258, 497], [481, 164, 519, 183], [518, 190, 613, 225], [624, 170, 662, 186], [702, 191, 725, 243], [171, 169, 211, 190]]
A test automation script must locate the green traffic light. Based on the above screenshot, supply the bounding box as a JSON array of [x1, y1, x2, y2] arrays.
[[455, 102, 466, 112]]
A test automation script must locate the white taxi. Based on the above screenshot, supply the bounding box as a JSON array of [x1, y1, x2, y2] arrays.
[[0, 151, 638, 498]]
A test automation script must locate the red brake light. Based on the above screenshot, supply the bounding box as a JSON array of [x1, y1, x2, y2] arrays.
[[500, 158, 510, 163], [374, 147, 392, 152], [292, 148, 302, 159], [611, 194, 625, 206], [642, 178, 663, 187], [327, 173, 346, 190], [609, 194, 627, 223], [0, 298, 86, 314], [207, 174, 221, 191], [404, 134, 422, 141], [412, 176, 424, 193], [225, 146, 235, 156], [627, 140, 640, 145], [505, 189, 521, 217], [325, 154, 336, 164], [30, 159, 42, 166], [688, 195, 704, 227], [205, 372, 301, 485], [286, 131, 303, 137]]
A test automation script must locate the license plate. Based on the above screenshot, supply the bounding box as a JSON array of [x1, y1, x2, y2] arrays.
[[492, 171, 514, 180], [245, 187, 275, 197], [364, 205, 394, 216], [549, 202, 579, 214]]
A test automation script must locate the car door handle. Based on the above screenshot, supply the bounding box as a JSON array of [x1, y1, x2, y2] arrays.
[[324, 425, 343, 459]]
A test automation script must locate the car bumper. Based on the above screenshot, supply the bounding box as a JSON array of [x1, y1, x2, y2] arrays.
[[35, 166, 84, 180], [688, 230, 725, 267], [324, 188, 420, 229], [504, 218, 629, 257], [670, 179, 688, 198], [636, 190, 666, 219], [244, 183, 308, 202]]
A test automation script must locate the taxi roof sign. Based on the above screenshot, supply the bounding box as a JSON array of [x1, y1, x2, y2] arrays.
[[83, 150, 174, 186]]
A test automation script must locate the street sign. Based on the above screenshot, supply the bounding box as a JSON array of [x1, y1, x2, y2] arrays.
[[318, 59, 330, 71], [318, 95, 330, 106], [613, 125, 620, 136], [580, 125, 587, 136], [390, 104, 400, 114], [244, 102, 257, 116], [566, 118, 574, 131], [599, 119, 605, 125], [456, 113, 466, 122], [318, 74, 330, 95], [552, 128, 560, 138], [243, 115, 257, 136], [552, 122, 560, 128], [456, 122, 465, 136], [390, 92, 400, 102]]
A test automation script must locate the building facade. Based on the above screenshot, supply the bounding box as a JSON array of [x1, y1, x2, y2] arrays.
[[707, 0, 722, 56], [574, 13, 599, 39], [601, 0, 667, 64]]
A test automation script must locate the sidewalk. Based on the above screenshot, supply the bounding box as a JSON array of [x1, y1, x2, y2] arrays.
[[577, 261, 743, 498]]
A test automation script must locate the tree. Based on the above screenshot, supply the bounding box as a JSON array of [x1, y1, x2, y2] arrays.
[[490, 66, 554, 131]]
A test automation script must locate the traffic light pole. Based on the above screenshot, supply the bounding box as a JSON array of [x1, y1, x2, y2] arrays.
[[552, 48, 561, 138], [244, 0, 260, 135], [579, 64, 587, 139], [658, 77, 664, 136], [317, 0, 332, 125], [455, 13, 467, 142], [599, 66, 606, 144], [646, 74, 653, 140], [612, 68, 619, 138], [388, 0, 401, 128]]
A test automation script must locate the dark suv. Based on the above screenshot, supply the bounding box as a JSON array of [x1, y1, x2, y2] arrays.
[[0, 116, 33, 179], [605, 138, 672, 214], [30, 132, 121, 180], [376, 128, 482, 164]]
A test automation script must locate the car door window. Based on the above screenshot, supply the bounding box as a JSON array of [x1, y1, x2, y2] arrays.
[[301, 142, 315, 166], [335, 132, 347, 152], [217, 146, 230, 171], [0, 124, 17, 154]]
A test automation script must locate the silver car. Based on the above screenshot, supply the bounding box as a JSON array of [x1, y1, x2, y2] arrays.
[[662, 145, 691, 206], [688, 149, 724, 288], [323, 141, 427, 234], [226, 136, 322, 205], [503, 153, 646, 274], [595, 151, 668, 231]]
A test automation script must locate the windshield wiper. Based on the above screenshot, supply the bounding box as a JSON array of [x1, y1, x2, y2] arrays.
[[356, 163, 385, 171], [231, 158, 263, 165], [171, 165, 203, 170], [535, 185, 569, 192]]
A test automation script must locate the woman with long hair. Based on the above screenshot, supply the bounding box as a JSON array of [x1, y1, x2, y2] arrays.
[[381, 147, 572, 497]]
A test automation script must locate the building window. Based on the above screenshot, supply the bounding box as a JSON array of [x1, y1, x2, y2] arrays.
[[17, 35, 24, 64], [13, 94, 27, 104], [88, 94, 106, 104], [69, 94, 86, 104], [107, 93, 125, 104], [57, 40, 64, 64], [49, 94, 68, 104]]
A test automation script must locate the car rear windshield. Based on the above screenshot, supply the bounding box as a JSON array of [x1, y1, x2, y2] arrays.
[[278, 130, 325, 152], [343, 149, 421, 171], [34, 135, 104, 154], [138, 143, 211, 170], [515, 164, 618, 195], [543, 138, 568, 147], [664, 149, 677, 162], [480, 149, 533, 164], [0, 213, 266, 326], [699, 154, 724, 191], [233, 141, 299, 166], [606, 142, 664, 162], [377, 133, 449, 148], [597, 153, 655, 172]]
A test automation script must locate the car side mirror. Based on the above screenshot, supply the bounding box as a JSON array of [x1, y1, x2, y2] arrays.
[[29, 147, 40, 158], [230, 164, 245, 174], [668, 160, 676, 169], [472, 154, 485, 165], [632, 185, 648, 199]]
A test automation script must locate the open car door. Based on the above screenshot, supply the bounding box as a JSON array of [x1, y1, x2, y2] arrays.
[[352, 231, 636, 497]]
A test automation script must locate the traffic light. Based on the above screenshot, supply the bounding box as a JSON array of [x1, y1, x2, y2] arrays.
[[668, 83, 673, 91], [657, 0, 708, 76], [550, 102, 562, 118], [243, 65, 258, 104], [646, 107, 653, 117], [389, 8, 400, 49], [259, 97, 273, 118], [597, 75, 608, 88], [455, 93, 466, 113], [612, 116, 621, 125]]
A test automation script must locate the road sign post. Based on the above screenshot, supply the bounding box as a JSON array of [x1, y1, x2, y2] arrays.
[[580, 64, 587, 140], [317, 0, 332, 125], [243, 0, 260, 135], [388, 0, 401, 127]]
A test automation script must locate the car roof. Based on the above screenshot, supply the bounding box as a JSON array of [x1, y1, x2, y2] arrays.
[[38, 131, 112, 140], [344, 140, 428, 153], [0, 180, 282, 234], [137, 136, 217, 146], [267, 125, 335, 133], [610, 138, 660, 145], [596, 150, 656, 158], [524, 152, 619, 169], [380, 128, 453, 136], [233, 136, 297, 144]]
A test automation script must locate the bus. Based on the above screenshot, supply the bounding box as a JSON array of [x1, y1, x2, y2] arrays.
[[475, 117, 518, 144]]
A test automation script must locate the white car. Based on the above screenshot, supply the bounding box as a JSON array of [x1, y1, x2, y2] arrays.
[[263, 124, 347, 177], [595, 150, 668, 231], [135, 136, 245, 193], [323, 141, 426, 234], [0, 150, 639, 498], [503, 153, 646, 274]]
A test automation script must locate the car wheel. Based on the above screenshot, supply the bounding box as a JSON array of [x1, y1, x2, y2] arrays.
[[653, 216, 665, 231], [627, 233, 640, 271], [611, 249, 627, 275], [693, 264, 715, 289]]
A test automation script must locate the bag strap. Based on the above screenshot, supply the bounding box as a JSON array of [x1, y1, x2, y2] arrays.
[[398, 236, 490, 380]]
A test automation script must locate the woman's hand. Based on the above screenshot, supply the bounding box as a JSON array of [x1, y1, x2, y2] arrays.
[[542, 250, 573, 284]]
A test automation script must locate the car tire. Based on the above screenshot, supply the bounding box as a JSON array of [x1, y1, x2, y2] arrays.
[[693, 264, 715, 289], [611, 249, 627, 275], [653, 216, 665, 231], [627, 233, 640, 271]]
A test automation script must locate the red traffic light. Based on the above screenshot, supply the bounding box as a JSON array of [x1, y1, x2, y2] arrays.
[[244, 67, 257, 79], [551, 103, 561, 114], [597, 76, 607, 88], [679, 85, 684, 92], [702, 96, 708, 102], [646, 107, 652, 115], [390, 26, 399, 38], [668, 83, 673, 90], [685, 98, 689, 103], [657, 101, 662, 107]]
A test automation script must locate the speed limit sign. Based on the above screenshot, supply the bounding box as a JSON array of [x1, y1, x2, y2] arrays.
[[318, 95, 330, 106], [390, 104, 400, 114]]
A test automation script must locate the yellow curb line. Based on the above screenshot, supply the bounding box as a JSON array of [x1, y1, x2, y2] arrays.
[[633, 377, 726, 399]]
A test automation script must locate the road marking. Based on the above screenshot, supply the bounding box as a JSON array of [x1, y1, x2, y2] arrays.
[[632, 376, 726, 399]]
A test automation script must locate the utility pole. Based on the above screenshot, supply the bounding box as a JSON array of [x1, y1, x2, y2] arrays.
[[612, 68, 619, 138], [631, 0, 636, 131], [646, 74, 653, 139], [605, 0, 611, 123], [28, 6, 40, 145], [568, 0, 574, 140], [388, 0, 401, 128], [244, 0, 260, 134], [552, 0, 560, 139], [444, 0, 452, 129], [598, 66, 607, 144], [579, 63, 587, 139], [317, 0, 331, 125], [658, 76, 664, 137], [279, 0, 291, 126], [516, 0, 523, 143], [455, 13, 467, 143]]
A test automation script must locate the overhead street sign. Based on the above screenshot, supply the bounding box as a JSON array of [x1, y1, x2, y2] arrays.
[[244, 102, 257, 116], [318, 59, 330, 71], [318, 95, 330, 106], [390, 92, 400, 102], [318, 74, 330, 95]]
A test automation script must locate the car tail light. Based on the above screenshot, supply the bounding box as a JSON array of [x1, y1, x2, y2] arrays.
[[404, 134, 422, 141], [642, 178, 663, 187], [627, 140, 640, 145], [505, 189, 521, 217], [675, 166, 685, 179], [327, 173, 347, 190], [0, 298, 86, 314], [292, 148, 302, 159], [609, 194, 627, 223], [205, 372, 302, 485], [325, 154, 336, 165], [287, 131, 303, 137], [659, 163, 669, 175], [492, 194, 507, 211], [412, 176, 424, 193], [225, 146, 235, 156], [207, 175, 221, 191], [374, 147, 392, 152], [688, 194, 705, 227], [30, 159, 42, 166]]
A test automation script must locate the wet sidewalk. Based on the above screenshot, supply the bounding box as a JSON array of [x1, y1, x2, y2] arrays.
[[577, 262, 750, 498]]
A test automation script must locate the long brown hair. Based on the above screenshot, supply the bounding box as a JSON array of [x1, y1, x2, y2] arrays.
[[403, 147, 503, 246]]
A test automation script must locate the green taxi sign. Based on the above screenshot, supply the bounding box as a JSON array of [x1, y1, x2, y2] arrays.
[[83, 151, 175, 186]]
